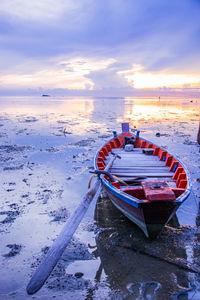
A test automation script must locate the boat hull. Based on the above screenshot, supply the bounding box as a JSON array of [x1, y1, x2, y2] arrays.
[[105, 187, 180, 238], [95, 123, 191, 238]]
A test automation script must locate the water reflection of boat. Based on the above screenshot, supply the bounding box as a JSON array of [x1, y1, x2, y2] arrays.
[[95, 123, 191, 238], [94, 196, 196, 299]]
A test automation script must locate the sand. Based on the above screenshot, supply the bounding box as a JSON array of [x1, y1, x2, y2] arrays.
[[0, 96, 199, 299]]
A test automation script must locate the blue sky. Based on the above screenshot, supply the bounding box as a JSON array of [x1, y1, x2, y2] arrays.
[[0, 0, 200, 95]]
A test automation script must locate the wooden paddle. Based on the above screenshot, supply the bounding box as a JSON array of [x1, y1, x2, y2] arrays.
[[26, 153, 119, 295]]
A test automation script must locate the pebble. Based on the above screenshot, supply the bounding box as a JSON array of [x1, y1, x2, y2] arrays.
[[75, 272, 84, 278]]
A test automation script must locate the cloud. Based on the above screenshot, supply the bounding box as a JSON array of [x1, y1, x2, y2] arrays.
[[0, 0, 78, 22], [0, 56, 115, 90], [0, 0, 200, 92], [86, 69, 127, 90]]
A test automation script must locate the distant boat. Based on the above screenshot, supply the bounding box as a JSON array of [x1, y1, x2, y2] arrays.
[[42, 94, 50, 97], [94, 123, 191, 238]]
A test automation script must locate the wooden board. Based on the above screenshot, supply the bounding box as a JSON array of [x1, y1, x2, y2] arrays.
[[109, 149, 153, 154], [105, 148, 171, 180], [107, 156, 162, 164], [111, 162, 165, 168], [108, 153, 160, 160], [111, 172, 173, 177], [110, 166, 169, 171], [116, 177, 176, 187], [110, 153, 156, 157]]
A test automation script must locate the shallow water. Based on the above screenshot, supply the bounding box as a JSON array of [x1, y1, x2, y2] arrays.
[[0, 96, 199, 299]]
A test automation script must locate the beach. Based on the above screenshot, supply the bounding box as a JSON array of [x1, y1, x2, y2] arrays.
[[0, 96, 200, 300]]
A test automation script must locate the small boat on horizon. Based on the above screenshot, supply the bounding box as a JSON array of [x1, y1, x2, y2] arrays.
[[94, 123, 191, 239]]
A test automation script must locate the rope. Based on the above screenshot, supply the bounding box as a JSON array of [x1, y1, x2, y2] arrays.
[[88, 173, 96, 189], [113, 175, 128, 186]]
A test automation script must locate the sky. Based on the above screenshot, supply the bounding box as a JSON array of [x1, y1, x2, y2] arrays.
[[0, 0, 200, 96]]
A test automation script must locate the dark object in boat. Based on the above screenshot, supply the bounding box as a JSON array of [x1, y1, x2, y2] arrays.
[[124, 136, 135, 146], [94, 123, 191, 239], [42, 94, 50, 97]]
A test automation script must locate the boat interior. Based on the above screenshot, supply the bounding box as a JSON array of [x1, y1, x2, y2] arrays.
[[96, 133, 187, 202]]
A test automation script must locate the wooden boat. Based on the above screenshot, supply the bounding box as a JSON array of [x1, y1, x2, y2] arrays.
[[94, 123, 191, 239]]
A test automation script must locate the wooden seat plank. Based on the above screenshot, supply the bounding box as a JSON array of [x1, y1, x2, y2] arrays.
[[111, 172, 173, 177], [110, 166, 169, 170], [110, 167, 172, 175]]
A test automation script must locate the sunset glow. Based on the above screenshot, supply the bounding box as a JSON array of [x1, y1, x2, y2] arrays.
[[118, 65, 200, 89]]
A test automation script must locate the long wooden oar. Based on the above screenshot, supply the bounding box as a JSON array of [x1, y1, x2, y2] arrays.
[[26, 153, 118, 295]]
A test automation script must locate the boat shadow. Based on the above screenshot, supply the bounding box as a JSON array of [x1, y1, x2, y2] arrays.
[[94, 193, 200, 299]]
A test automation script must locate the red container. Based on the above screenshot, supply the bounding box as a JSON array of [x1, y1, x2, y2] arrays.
[[142, 181, 176, 201]]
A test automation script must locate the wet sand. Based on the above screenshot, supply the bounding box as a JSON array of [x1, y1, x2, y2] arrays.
[[0, 96, 200, 299]]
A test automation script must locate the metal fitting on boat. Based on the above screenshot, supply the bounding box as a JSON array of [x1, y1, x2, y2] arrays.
[[125, 144, 134, 152]]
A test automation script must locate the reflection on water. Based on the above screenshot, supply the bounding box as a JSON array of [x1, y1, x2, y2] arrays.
[[0, 96, 199, 118], [0, 96, 199, 299], [123, 99, 199, 126], [0, 96, 94, 115], [94, 195, 200, 299]]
